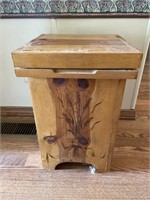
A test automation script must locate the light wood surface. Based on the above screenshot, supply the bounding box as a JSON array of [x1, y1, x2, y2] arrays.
[[0, 106, 136, 123], [29, 78, 125, 172], [0, 55, 149, 200], [15, 68, 138, 79], [12, 34, 142, 69], [11, 34, 142, 172], [0, 168, 149, 200]]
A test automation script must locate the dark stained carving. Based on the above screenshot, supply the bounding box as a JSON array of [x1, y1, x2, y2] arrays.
[[77, 79, 89, 89], [53, 78, 66, 85], [44, 78, 102, 162]]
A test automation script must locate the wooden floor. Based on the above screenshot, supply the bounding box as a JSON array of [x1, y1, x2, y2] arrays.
[[0, 55, 149, 199]]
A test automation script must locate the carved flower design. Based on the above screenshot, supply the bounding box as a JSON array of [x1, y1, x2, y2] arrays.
[[77, 79, 89, 89], [77, 136, 89, 146]]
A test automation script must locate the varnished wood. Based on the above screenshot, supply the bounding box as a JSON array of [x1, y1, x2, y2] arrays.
[[12, 34, 142, 70], [11, 34, 142, 172], [29, 78, 126, 172], [1, 106, 35, 123], [15, 68, 138, 79], [136, 56, 150, 118], [1, 127, 149, 171], [0, 52, 149, 199], [0, 167, 149, 200], [1, 106, 136, 123], [119, 109, 136, 120]]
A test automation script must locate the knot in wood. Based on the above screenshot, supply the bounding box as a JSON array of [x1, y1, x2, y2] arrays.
[[53, 78, 65, 85], [78, 136, 89, 146], [43, 135, 58, 144], [77, 79, 89, 89]]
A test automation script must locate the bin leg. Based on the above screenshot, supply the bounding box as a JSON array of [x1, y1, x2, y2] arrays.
[[29, 78, 125, 172]]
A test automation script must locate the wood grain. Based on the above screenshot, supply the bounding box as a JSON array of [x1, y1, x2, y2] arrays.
[[47, 78, 96, 165], [15, 68, 138, 79], [0, 106, 137, 123], [0, 50, 149, 200], [29, 78, 125, 172], [136, 59, 150, 118], [11, 34, 143, 172], [1, 106, 35, 123], [12, 34, 142, 69], [0, 153, 27, 168], [0, 168, 149, 200]]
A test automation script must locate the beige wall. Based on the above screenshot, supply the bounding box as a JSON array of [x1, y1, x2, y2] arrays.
[[0, 19, 52, 106], [0, 18, 149, 109]]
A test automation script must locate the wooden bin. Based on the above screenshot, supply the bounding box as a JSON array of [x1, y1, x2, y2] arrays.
[[12, 34, 142, 172]]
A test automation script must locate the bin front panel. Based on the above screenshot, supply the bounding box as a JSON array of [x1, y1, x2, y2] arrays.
[[29, 77, 125, 172]]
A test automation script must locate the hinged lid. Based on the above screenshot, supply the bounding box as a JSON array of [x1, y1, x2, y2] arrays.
[[12, 34, 142, 69]]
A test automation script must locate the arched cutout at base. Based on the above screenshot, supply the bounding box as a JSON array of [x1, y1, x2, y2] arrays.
[[55, 162, 94, 171]]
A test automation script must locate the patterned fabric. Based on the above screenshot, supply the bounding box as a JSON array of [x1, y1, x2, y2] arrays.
[[0, 0, 149, 14]]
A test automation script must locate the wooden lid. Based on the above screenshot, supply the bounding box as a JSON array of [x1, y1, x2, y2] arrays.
[[12, 34, 142, 69]]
